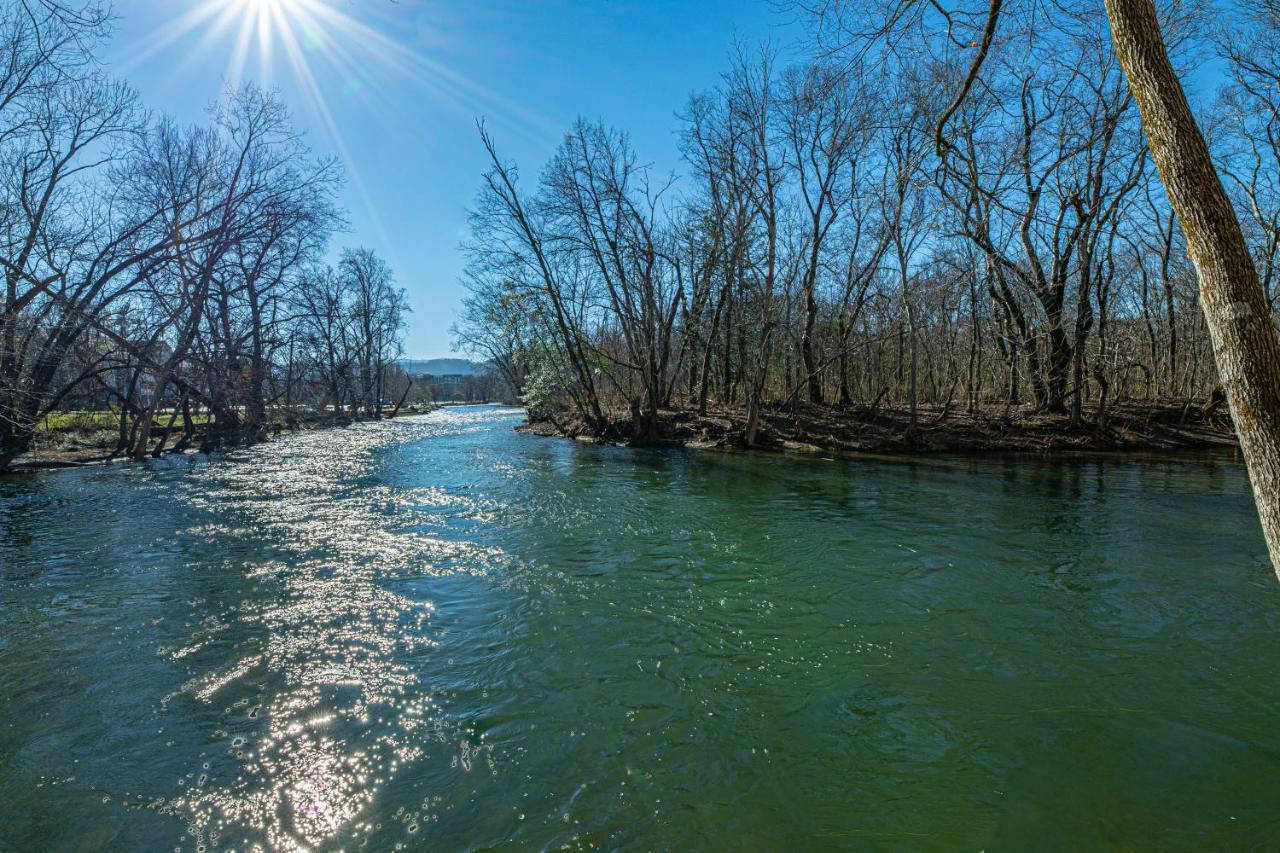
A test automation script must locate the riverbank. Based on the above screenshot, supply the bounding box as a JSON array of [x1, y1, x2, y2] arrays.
[[519, 399, 1240, 456], [5, 403, 445, 472]]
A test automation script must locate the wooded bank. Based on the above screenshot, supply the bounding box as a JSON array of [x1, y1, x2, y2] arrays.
[[521, 399, 1238, 457], [0, 5, 412, 473], [5, 404, 440, 472]]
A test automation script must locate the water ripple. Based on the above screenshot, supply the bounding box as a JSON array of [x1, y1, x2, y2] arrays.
[[2, 406, 1279, 850]]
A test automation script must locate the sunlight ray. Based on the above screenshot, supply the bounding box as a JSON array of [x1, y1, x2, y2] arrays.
[[227, 8, 257, 87], [301, 2, 557, 144], [113, 0, 233, 76], [269, 4, 400, 268], [180, 1, 254, 82], [123, 0, 558, 263], [127, 0, 559, 145]]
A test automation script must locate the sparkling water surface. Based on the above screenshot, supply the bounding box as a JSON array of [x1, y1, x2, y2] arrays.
[[1, 404, 1277, 850]]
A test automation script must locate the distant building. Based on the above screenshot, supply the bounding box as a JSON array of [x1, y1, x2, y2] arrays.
[[423, 373, 465, 391], [406, 370, 499, 402]]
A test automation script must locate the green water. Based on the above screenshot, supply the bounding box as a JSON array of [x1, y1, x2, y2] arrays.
[[1, 404, 1277, 850]]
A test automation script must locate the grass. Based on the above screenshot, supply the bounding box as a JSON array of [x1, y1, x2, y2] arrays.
[[36, 410, 213, 435]]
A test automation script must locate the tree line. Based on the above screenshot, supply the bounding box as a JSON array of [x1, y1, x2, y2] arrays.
[[0, 1, 409, 471], [458, 0, 1280, 572], [455, 0, 1273, 446]]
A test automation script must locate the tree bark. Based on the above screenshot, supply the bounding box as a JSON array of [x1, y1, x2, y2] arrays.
[[1105, 0, 1280, 574]]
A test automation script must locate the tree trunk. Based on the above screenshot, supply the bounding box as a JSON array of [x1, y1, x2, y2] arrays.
[[0, 425, 27, 472], [173, 396, 195, 453], [698, 286, 726, 416], [838, 315, 852, 405], [801, 275, 822, 404], [389, 378, 413, 419], [1105, 0, 1280, 574]]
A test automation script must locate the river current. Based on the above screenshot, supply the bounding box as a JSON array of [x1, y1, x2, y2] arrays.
[[1, 404, 1277, 850]]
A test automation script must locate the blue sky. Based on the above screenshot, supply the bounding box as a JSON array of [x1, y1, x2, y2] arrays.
[[106, 0, 803, 359]]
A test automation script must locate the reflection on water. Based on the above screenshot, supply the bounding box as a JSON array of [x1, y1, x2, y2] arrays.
[[2, 405, 1279, 850]]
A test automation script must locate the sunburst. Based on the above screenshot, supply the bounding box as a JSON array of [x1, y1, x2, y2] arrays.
[[120, 0, 556, 143], [117, 0, 558, 256]]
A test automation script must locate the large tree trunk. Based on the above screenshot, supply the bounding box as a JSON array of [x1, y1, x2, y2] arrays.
[[1105, 0, 1280, 574], [0, 423, 28, 472]]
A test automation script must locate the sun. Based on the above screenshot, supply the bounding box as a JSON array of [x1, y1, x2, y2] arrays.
[[242, 0, 307, 47], [118, 0, 559, 269], [120, 0, 551, 142], [233, 0, 333, 70], [118, 0, 356, 87], [228, 0, 325, 85]]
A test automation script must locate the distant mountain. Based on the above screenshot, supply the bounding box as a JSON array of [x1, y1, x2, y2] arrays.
[[399, 358, 486, 376]]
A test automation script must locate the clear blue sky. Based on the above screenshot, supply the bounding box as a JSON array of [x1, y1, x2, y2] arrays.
[[106, 0, 802, 359]]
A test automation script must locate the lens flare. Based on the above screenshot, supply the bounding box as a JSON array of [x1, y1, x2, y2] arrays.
[[117, 0, 560, 280]]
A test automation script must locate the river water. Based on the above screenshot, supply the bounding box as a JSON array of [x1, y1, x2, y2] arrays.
[[1, 404, 1278, 850]]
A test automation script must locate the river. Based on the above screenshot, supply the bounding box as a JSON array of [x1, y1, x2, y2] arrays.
[[1, 404, 1278, 850]]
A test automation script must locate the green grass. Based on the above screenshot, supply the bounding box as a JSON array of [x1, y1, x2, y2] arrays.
[[38, 411, 117, 433], [36, 410, 213, 435]]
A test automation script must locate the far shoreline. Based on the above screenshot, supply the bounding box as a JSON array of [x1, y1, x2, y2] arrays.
[[516, 399, 1242, 462], [5, 400, 1242, 476], [2, 403, 463, 475]]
